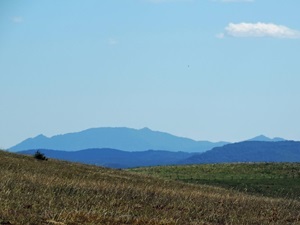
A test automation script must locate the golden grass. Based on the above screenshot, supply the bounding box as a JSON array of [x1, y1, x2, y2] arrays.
[[1, 150, 300, 225]]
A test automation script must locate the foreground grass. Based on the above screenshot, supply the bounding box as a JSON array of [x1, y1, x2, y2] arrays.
[[1, 151, 300, 224], [130, 163, 300, 200]]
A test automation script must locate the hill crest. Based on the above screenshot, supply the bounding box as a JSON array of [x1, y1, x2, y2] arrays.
[[181, 141, 300, 164]]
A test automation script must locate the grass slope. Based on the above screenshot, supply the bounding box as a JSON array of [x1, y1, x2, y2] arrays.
[[1, 150, 300, 225], [130, 163, 300, 200]]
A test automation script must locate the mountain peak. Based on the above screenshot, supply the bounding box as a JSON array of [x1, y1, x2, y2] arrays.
[[247, 135, 285, 142], [254, 135, 269, 141], [140, 127, 152, 131], [35, 134, 48, 139]]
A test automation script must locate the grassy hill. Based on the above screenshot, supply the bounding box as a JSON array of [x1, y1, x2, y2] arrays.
[[1, 150, 300, 224], [130, 163, 300, 200]]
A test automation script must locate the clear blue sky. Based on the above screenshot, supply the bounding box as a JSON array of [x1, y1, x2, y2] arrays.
[[1, 0, 300, 149]]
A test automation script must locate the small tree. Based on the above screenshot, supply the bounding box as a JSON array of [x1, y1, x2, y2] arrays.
[[34, 150, 48, 161]]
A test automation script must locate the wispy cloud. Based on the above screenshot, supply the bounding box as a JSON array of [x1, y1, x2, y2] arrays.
[[11, 16, 24, 23], [219, 22, 300, 39]]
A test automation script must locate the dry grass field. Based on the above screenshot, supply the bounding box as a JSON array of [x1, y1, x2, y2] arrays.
[[1, 150, 300, 225]]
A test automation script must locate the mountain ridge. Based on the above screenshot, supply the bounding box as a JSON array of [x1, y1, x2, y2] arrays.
[[10, 127, 227, 153], [180, 141, 300, 165], [19, 148, 193, 169]]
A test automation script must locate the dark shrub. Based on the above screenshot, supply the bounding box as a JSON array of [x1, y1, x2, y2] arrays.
[[34, 150, 48, 161]]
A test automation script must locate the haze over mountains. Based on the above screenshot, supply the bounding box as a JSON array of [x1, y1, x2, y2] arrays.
[[20, 148, 193, 169], [10, 127, 228, 153]]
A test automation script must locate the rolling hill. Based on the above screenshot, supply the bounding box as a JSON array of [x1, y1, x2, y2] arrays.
[[181, 141, 300, 164], [10, 127, 227, 152], [131, 163, 300, 200], [1, 150, 300, 224]]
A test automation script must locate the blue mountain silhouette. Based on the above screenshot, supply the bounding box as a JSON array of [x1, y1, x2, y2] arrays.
[[181, 141, 300, 164], [246, 135, 285, 142], [20, 148, 193, 168], [10, 127, 227, 152]]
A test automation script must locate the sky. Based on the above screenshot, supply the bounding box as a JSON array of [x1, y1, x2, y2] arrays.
[[1, 0, 300, 149]]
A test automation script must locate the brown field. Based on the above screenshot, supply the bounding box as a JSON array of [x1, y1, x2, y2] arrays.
[[1, 150, 300, 225]]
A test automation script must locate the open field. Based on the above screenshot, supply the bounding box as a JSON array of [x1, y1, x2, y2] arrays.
[[130, 163, 300, 200], [1, 150, 300, 225]]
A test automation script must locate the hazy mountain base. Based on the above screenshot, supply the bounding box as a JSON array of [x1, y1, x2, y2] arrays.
[[18, 140, 300, 169], [19, 148, 193, 168], [1, 150, 300, 225]]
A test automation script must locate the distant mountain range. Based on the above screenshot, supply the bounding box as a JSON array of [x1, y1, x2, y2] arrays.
[[180, 141, 300, 165], [10, 127, 228, 153], [11, 127, 298, 168], [19, 140, 300, 169], [20, 148, 193, 169]]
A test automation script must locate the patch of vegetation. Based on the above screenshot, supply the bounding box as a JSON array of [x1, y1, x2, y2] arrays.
[[130, 163, 300, 200], [1, 150, 300, 224], [33, 150, 48, 160]]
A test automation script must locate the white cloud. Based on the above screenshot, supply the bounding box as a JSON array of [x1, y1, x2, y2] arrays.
[[223, 22, 300, 39], [11, 16, 24, 23]]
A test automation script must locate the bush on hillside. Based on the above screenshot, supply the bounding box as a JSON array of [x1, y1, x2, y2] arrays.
[[34, 150, 48, 161]]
